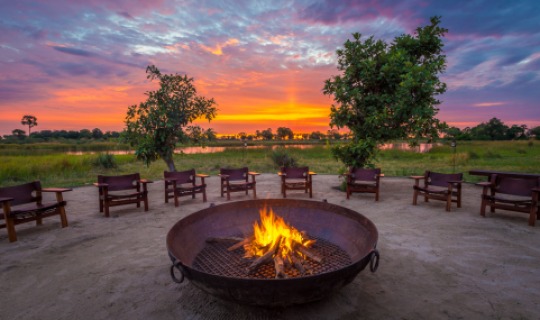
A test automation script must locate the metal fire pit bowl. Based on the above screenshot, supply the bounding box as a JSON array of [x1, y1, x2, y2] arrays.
[[167, 199, 379, 307]]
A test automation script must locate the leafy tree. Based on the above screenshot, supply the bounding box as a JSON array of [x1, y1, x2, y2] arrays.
[[92, 128, 104, 139], [12, 129, 27, 139], [530, 126, 540, 140], [323, 16, 448, 168], [309, 131, 325, 140], [21, 115, 38, 136], [237, 132, 247, 140], [124, 65, 217, 171], [506, 124, 527, 140], [260, 128, 274, 140], [276, 127, 294, 140]]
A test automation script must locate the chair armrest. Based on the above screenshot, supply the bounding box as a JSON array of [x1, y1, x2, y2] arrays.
[[379, 173, 385, 177], [196, 174, 209, 178], [0, 196, 14, 203], [42, 188, 72, 193], [308, 171, 317, 175], [278, 172, 286, 176], [139, 179, 153, 184], [94, 182, 109, 188], [476, 182, 492, 187], [532, 187, 540, 192], [410, 176, 424, 180], [248, 172, 260, 176], [218, 174, 230, 181]]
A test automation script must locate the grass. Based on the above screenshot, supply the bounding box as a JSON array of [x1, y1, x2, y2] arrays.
[[0, 140, 538, 188]]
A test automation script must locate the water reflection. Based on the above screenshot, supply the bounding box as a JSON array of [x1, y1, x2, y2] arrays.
[[65, 143, 438, 155]]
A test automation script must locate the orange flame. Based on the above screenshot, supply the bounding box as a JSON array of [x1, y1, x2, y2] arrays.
[[244, 206, 315, 259]]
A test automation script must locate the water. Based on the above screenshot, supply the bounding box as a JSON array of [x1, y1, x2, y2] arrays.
[[64, 143, 438, 155]]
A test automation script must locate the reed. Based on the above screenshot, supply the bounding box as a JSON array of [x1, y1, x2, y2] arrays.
[[0, 141, 538, 187]]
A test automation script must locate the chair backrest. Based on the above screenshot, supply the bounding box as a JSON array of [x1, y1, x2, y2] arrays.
[[220, 167, 249, 181], [281, 166, 309, 179], [426, 171, 463, 187], [491, 174, 540, 196], [350, 168, 380, 181], [98, 173, 140, 191], [164, 169, 195, 184], [0, 181, 41, 206]]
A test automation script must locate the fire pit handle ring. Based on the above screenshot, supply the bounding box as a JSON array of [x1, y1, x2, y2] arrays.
[[369, 249, 380, 272], [170, 261, 185, 283]]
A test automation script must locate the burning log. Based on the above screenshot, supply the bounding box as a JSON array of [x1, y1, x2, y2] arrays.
[[296, 245, 323, 264], [227, 236, 253, 251], [274, 254, 287, 279], [291, 255, 305, 276], [247, 236, 282, 273]]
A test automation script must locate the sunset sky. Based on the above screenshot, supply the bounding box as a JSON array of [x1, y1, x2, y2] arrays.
[[1, 0, 539, 136]]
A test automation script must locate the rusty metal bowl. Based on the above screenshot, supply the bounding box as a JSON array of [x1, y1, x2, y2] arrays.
[[167, 199, 379, 306]]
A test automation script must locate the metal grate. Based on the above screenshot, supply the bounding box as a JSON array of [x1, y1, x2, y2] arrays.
[[193, 236, 352, 279]]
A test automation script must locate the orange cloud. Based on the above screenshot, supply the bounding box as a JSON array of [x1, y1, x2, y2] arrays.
[[200, 38, 239, 55], [473, 102, 505, 107]]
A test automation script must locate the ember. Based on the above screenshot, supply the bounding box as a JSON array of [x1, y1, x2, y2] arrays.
[[228, 206, 322, 278]]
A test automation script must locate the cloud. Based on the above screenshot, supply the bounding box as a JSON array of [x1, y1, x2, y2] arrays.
[[52, 46, 96, 57], [472, 102, 505, 107]]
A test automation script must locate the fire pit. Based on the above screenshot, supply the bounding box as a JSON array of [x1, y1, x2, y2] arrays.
[[167, 199, 379, 306]]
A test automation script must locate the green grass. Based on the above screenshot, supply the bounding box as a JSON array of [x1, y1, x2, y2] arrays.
[[0, 141, 538, 187]]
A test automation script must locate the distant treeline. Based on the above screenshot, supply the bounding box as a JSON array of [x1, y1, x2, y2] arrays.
[[2, 117, 539, 143], [445, 118, 540, 141], [2, 128, 121, 142]]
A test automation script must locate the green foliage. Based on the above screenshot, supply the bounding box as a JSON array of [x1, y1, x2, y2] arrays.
[[276, 127, 294, 140], [21, 115, 38, 135], [270, 147, 298, 168], [323, 16, 448, 167], [93, 153, 118, 169], [123, 65, 217, 171]]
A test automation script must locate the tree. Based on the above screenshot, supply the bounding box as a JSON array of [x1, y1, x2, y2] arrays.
[[276, 127, 294, 140], [92, 128, 104, 140], [309, 131, 325, 140], [506, 124, 527, 140], [21, 115, 38, 136], [12, 129, 27, 139], [323, 16, 448, 168], [124, 65, 217, 171], [530, 126, 540, 140], [260, 128, 274, 140]]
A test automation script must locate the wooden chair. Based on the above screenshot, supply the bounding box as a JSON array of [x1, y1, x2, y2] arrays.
[[342, 167, 382, 201], [0, 181, 71, 242], [94, 173, 152, 217], [478, 174, 540, 226], [278, 166, 315, 198], [164, 169, 208, 207], [411, 171, 463, 211], [219, 167, 259, 201]]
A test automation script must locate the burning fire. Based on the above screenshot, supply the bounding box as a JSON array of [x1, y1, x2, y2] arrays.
[[245, 206, 315, 259]]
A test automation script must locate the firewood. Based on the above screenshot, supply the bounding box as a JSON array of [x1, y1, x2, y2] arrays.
[[296, 245, 323, 263], [291, 255, 305, 275], [246, 236, 282, 273], [205, 236, 244, 243], [227, 236, 253, 251], [274, 255, 287, 279]]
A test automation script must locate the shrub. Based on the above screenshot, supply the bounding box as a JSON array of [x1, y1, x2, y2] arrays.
[[270, 147, 297, 168], [93, 153, 117, 169]]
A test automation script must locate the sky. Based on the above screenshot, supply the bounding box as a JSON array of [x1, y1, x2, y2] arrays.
[[1, 0, 539, 136]]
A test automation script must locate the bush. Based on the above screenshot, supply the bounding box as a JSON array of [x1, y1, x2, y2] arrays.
[[93, 153, 117, 169], [270, 147, 297, 168]]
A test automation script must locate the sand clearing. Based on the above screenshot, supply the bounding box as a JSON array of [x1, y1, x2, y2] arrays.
[[1, 175, 539, 319]]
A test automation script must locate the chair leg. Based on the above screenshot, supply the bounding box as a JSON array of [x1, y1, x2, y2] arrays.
[[227, 188, 231, 201], [446, 194, 451, 212], [375, 189, 379, 202], [104, 202, 110, 217], [412, 189, 418, 205], [253, 184, 257, 199], [144, 195, 149, 211], [174, 189, 179, 207], [202, 188, 207, 202], [309, 184, 312, 198], [480, 196, 487, 217], [6, 217, 17, 242], [59, 206, 68, 227], [528, 206, 536, 226]]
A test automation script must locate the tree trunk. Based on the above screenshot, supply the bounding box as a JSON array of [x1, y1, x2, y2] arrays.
[[162, 152, 176, 172]]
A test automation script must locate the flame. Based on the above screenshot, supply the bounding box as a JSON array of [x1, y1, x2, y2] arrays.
[[244, 206, 315, 259]]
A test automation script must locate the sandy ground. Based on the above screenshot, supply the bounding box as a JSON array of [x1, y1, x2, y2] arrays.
[[1, 174, 539, 320]]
